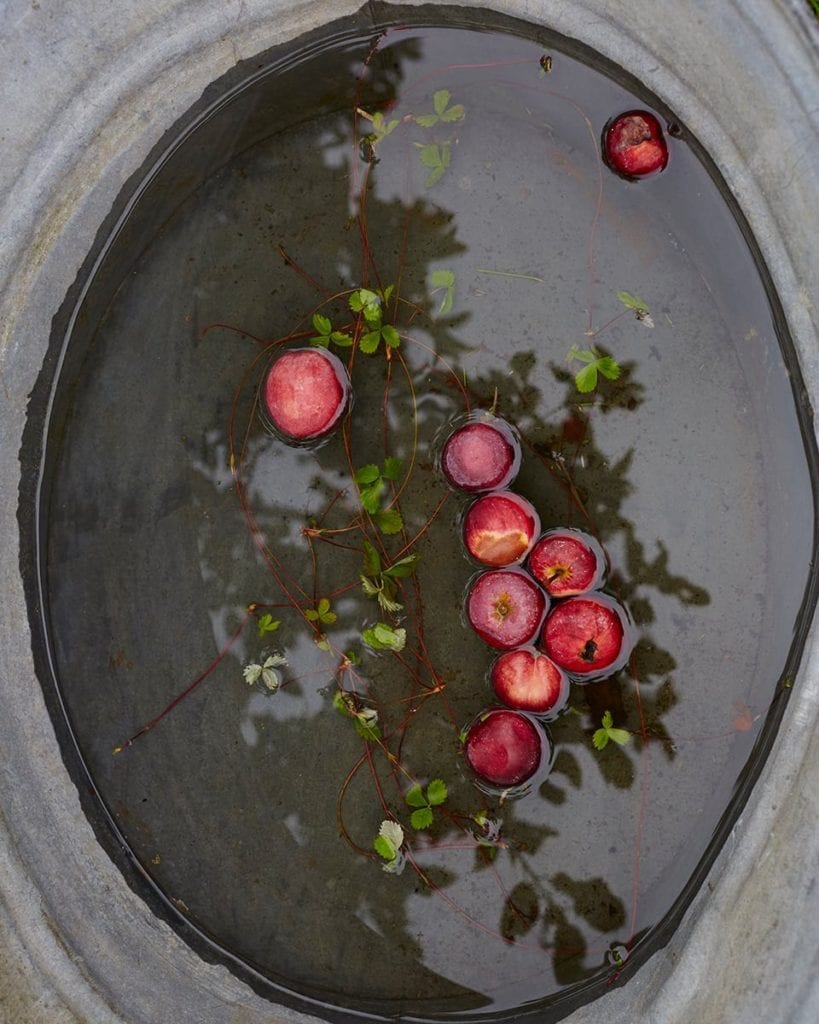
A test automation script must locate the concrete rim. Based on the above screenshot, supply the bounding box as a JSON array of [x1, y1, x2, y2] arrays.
[[1, 2, 817, 1023]]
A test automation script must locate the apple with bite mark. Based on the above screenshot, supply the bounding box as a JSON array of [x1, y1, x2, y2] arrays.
[[463, 491, 540, 567], [541, 593, 633, 681], [603, 110, 668, 179], [261, 347, 350, 444], [441, 417, 521, 492], [490, 646, 569, 719], [466, 569, 547, 650], [528, 528, 606, 597], [464, 708, 545, 788]]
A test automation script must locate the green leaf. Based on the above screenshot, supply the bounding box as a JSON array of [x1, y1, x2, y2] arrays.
[[363, 304, 382, 327], [360, 481, 385, 515], [431, 269, 455, 289], [433, 89, 450, 116], [567, 345, 596, 364], [608, 727, 631, 746], [592, 728, 610, 751], [360, 575, 380, 597], [330, 331, 353, 347], [305, 608, 320, 622], [354, 717, 381, 741], [405, 783, 426, 807], [441, 103, 465, 122], [317, 598, 330, 616], [315, 636, 331, 651], [426, 779, 448, 806], [602, 710, 613, 730], [363, 623, 406, 652], [376, 509, 403, 535], [574, 363, 599, 393], [382, 456, 403, 481], [416, 113, 439, 128], [440, 142, 451, 168], [332, 690, 353, 716], [377, 589, 403, 614], [597, 356, 621, 382], [350, 288, 380, 313], [355, 464, 381, 485], [425, 165, 445, 188], [309, 334, 330, 348], [321, 610, 337, 625], [384, 553, 419, 578], [257, 614, 281, 637], [360, 329, 382, 354], [374, 835, 396, 860], [362, 540, 382, 577], [411, 806, 434, 830], [417, 143, 442, 168], [617, 290, 649, 312], [380, 284, 394, 305], [312, 313, 331, 335], [381, 324, 401, 348]]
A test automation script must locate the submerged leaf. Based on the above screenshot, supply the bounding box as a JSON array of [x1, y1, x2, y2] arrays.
[[411, 806, 434, 830]]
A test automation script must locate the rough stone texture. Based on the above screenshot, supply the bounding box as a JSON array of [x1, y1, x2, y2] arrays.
[[0, 1, 817, 1023]]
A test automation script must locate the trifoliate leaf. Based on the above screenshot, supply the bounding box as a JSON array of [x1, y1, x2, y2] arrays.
[[257, 614, 281, 637], [376, 509, 404, 535], [426, 779, 448, 806], [360, 329, 382, 354], [575, 363, 599, 393], [382, 456, 403, 481], [355, 464, 381, 485], [381, 324, 400, 348], [617, 290, 649, 311], [592, 728, 609, 750], [411, 806, 434, 830], [405, 783, 426, 808]]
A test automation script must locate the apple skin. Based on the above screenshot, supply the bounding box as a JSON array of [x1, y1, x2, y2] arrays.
[[603, 110, 668, 179], [541, 593, 634, 681], [466, 569, 548, 650], [261, 347, 350, 444], [463, 491, 540, 567], [464, 708, 545, 788], [441, 417, 521, 492], [490, 646, 569, 719], [527, 528, 607, 598]]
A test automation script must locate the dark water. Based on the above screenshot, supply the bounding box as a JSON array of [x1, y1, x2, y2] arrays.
[[33, 6, 816, 1021]]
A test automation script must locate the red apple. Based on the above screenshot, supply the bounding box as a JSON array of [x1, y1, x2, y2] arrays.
[[261, 347, 350, 443], [464, 708, 544, 787], [490, 646, 569, 718], [441, 417, 521, 492], [528, 528, 606, 597], [463, 491, 540, 567], [466, 569, 547, 650], [603, 110, 668, 179], [541, 594, 633, 680]]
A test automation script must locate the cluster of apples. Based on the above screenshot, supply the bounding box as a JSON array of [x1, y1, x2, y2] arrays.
[[441, 415, 634, 792]]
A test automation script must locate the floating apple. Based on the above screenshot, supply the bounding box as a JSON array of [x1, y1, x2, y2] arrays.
[[490, 646, 569, 719], [464, 708, 545, 788], [441, 417, 521, 492], [261, 347, 351, 444], [463, 491, 540, 567], [466, 569, 547, 650], [603, 110, 668, 179], [528, 528, 606, 597], [541, 593, 633, 680]]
